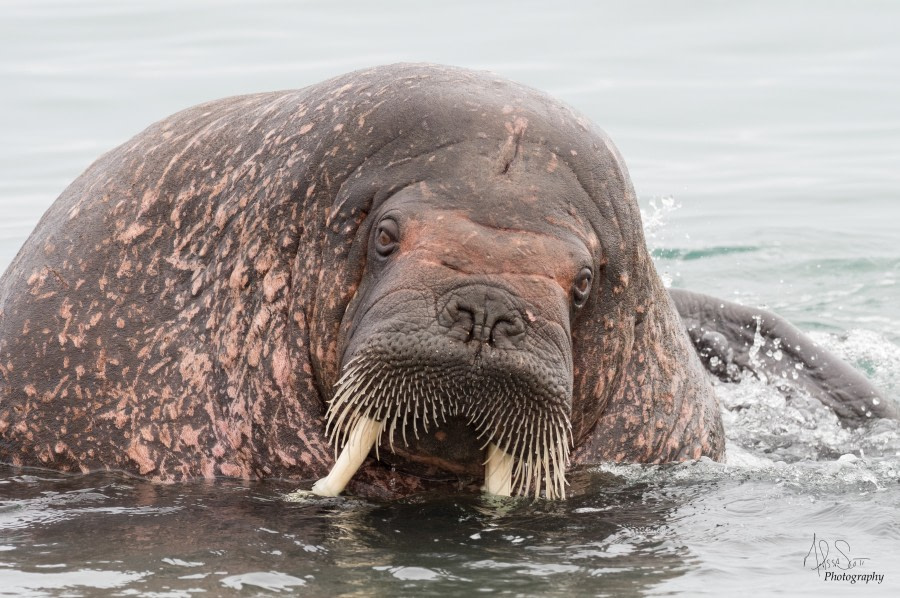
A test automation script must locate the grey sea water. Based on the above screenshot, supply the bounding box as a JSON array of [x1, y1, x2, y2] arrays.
[[0, 0, 898, 595]]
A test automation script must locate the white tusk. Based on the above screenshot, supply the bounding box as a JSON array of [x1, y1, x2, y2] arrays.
[[311, 416, 383, 497], [483, 443, 514, 496]]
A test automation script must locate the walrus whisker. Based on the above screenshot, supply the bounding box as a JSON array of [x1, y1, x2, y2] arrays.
[[373, 367, 389, 397], [530, 420, 543, 499], [471, 396, 502, 437], [387, 399, 404, 453], [508, 415, 528, 467], [521, 455, 533, 498], [322, 351, 573, 500], [512, 419, 531, 484], [417, 388, 430, 438], [326, 362, 378, 443], [336, 378, 379, 449], [429, 384, 441, 426], [336, 411, 360, 457], [326, 369, 358, 420], [542, 428, 552, 499], [329, 383, 371, 450], [557, 433, 568, 498], [360, 401, 387, 461], [401, 399, 411, 447], [511, 452, 524, 492]]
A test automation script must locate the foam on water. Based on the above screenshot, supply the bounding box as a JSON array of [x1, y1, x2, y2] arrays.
[[807, 329, 900, 397]]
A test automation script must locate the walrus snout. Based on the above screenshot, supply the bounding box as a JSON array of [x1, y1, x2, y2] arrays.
[[317, 273, 575, 499], [437, 285, 527, 349]]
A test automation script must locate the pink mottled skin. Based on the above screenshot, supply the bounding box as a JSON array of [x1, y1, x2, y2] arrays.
[[0, 64, 724, 498]]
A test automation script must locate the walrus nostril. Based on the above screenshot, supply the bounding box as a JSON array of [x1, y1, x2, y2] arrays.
[[438, 286, 527, 348], [438, 297, 477, 342], [490, 314, 526, 348]]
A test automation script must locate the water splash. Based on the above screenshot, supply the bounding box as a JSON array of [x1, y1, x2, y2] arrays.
[[640, 195, 682, 245], [640, 195, 682, 287], [596, 443, 897, 493], [807, 329, 900, 399]]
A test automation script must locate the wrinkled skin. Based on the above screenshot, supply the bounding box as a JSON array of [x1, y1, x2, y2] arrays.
[[0, 64, 741, 497]]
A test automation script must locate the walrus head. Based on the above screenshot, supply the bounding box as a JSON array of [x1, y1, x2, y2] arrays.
[[306, 65, 650, 499], [323, 170, 594, 499]]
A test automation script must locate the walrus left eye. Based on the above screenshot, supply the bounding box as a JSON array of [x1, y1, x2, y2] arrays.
[[572, 267, 593, 307], [374, 218, 400, 257]]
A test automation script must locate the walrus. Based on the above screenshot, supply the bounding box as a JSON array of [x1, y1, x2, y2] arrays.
[[0, 64, 893, 499]]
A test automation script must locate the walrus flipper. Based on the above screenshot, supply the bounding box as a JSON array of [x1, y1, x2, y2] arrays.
[[669, 288, 898, 425]]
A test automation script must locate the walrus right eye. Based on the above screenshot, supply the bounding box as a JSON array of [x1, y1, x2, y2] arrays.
[[572, 267, 593, 308], [374, 218, 400, 257]]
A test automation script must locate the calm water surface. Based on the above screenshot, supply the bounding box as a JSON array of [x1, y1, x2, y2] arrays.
[[1, 1, 898, 595]]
